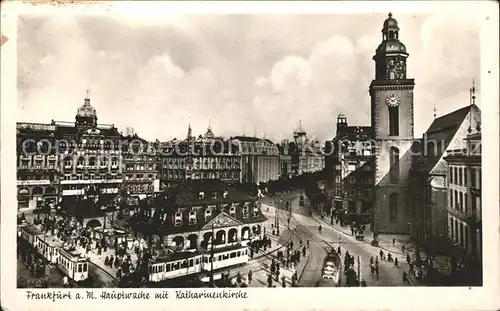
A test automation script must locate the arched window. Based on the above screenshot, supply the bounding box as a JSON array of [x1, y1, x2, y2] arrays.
[[389, 193, 399, 223], [389, 106, 399, 136], [389, 147, 400, 183]]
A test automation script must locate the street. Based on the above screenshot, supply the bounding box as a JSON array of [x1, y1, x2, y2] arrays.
[[272, 191, 415, 287]]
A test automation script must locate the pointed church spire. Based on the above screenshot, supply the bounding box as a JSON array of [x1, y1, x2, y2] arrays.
[[187, 123, 192, 140], [468, 79, 476, 133]]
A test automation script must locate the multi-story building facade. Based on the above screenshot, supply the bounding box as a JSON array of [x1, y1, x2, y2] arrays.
[[409, 103, 481, 254], [232, 136, 280, 185], [278, 140, 292, 179], [122, 134, 160, 199], [16, 95, 152, 222], [444, 125, 482, 284], [370, 13, 415, 234], [55, 96, 124, 218], [326, 113, 374, 225], [291, 122, 325, 175], [133, 179, 267, 280], [159, 126, 241, 186], [17, 123, 59, 210]]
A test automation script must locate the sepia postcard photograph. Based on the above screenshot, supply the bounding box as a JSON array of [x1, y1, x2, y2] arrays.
[[1, 1, 499, 311]]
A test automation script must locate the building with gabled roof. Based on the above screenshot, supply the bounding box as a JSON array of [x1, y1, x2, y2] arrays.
[[133, 179, 267, 279], [409, 102, 481, 254]]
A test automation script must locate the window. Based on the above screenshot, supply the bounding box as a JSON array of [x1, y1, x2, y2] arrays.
[[449, 168, 453, 184], [89, 157, 96, 166], [243, 206, 249, 218], [459, 192, 464, 212], [389, 193, 399, 222], [211, 192, 217, 200], [449, 189, 453, 208], [111, 157, 118, 167], [464, 168, 468, 186], [458, 168, 463, 186], [364, 188, 372, 198], [205, 208, 212, 219], [465, 226, 469, 250], [389, 147, 400, 183], [199, 192, 205, 200], [389, 106, 399, 136], [229, 206, 236, 216], [348, 188, 356, 197], [454, 219, 459, 242], [454, 168, 458, 187], [459, 222, 464, 246], [464, 193, 468, 214], [449, 217, 454, 239], [174, 212, 182, 226], [454, 190, 458, 209], [189, 211, 196, 224]]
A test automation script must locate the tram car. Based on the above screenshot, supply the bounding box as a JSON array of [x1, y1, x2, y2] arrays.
[[17, 224, 89, 282], [35, 235, 64, 264], [201, 246, 249, 271], [318, 251, 341, 287], [147, 246, 249, 283], [17, 224, 44, 256], [148, 252, 203, 283], [58, 248, 89, 282]]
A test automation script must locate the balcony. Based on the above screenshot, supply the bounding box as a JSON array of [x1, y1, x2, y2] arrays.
[[60, 179, 122, 185], [17, 180, 51, 186]]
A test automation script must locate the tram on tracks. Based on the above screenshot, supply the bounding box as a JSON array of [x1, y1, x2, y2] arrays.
[[17, 224, 89, 283], [318, 250, 341, 287], [147, 245, 249, 283]]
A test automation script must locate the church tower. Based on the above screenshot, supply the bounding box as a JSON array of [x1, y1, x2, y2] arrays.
[[370, 13, 415, 234]]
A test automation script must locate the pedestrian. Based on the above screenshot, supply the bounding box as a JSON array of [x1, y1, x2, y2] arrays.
[[267, 274, 273, 287], [394, 258, 399, 267], [281, 275, 286, 287], [248, 270, 253, 284], [379, 250, 384, 261], [302, 246, 306, 257], [392, 237, 396, 245], [104, 255, 109, 266], [236, 272, 242, 283]]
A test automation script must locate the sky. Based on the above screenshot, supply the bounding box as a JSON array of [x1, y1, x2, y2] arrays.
[[17, 7, 480, 142]]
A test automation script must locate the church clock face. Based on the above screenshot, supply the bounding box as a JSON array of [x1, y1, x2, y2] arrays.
[[386, 94, 400, 107]]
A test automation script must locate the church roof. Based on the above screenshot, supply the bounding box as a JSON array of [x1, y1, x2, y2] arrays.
[[412, 104, 478, 174]]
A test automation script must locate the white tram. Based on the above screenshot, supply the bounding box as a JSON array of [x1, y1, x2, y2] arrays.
[[36, 235, 63, 264], [58, 248, 89, 282], [148, 253, 203, 282], [18, 224, 89, 282], [201, 246, 249, 271], [147, 246, 249, 283]]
